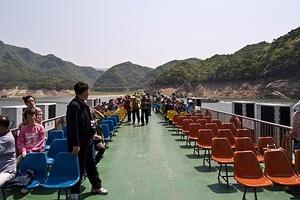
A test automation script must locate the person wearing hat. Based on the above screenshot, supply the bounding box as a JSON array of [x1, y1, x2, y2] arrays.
[[290, 100, 300, 150], [131, 95, 140, 126]]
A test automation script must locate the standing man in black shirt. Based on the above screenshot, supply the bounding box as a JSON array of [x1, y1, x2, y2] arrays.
[[67, 81, 108, 200]]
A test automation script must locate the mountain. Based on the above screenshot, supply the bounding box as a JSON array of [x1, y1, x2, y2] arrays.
[[154, 26, 300, 86], [0, 41, 103, 89], [143, 58, 201, 85], [93, 61, 152, 89]]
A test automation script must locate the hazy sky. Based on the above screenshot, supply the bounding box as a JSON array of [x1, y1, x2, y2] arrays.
[[1, 0, 300, 69]]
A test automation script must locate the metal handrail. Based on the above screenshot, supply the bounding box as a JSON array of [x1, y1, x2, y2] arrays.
[[10, 115, 66, 134]]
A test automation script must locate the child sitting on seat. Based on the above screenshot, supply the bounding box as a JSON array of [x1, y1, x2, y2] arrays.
[[0, 115, 16, 187], [17, 108, 45, 162]]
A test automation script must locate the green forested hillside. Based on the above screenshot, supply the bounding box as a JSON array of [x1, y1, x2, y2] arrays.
[[0, 41, 103, 89], [153, 27, 300, 86], [93, 62, 152, 89], [143, 58, 201, 85]]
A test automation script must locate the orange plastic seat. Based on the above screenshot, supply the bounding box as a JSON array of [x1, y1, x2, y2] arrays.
[[236, 129, 254, 143], [205, 123, 219, 137], [196, 119, 207, 127], [235, 137, 264, 162], [190, 115, 200, 122], [212, 137, 234, 187], [176, 116, 187, 134], [222, 123, 237, 136], [257, 137, 276, 156], [264, 149, 300, 186], [234, 151, 273, 200], [180, 111, 188, 115], [181, 119, 193, 140], [194, 113, 203, 119], [295, 150, 300, 175], [203, 115, 212, 122], [211, 119, 222, 129], [172, 114, 180, 126], [196, 129, 214, 166], [218, 129, 235, 149], [187, 123, 202, 148]]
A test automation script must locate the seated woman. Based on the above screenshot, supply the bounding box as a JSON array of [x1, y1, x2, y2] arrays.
[[17, 108, 45, 161], [0, 115, 16, 188]]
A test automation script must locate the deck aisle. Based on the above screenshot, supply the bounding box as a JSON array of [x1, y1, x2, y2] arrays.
[[4, 113, 299, 200]]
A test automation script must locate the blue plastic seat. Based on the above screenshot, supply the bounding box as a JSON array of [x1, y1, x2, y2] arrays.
[[101, 120, 114, 135], [107, 117, 117, 129], [100, 124, 110, 142], [43, 152, 80, 200], [20, 152, 48, 189], [47, 139, 68, 165], [46, 130, 64, 151], [111, 114, 120, 125], [62, 126, 67, 138]]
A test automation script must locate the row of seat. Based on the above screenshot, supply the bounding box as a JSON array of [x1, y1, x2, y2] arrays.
[[163, 111, 297, 200], [2, 152, 79, 200]]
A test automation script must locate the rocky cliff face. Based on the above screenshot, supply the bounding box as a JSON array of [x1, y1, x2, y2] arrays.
[[162, 80, 300, 100]]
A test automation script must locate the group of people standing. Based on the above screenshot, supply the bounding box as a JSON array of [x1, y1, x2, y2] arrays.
[[123, 93, 151, 126]]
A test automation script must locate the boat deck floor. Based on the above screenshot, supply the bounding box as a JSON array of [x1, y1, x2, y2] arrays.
[[3, 113, 300, 199]]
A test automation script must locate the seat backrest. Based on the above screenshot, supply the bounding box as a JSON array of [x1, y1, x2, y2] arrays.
[[218, 129, 235, 146], [236, 129, 254, 142], [62, 126, 67, 138], [197, 129, 214, 147], [20, 152, 47, 181], [211, 119, 222, 129], [111, 114, 120, 124], [234, 151, 264, 179], [258, 137, 276, 156], [48, 152, 80, 180], [222, 123, 237, 136], [180, 111, 188, 116], [188, 123, 202, 138], [177, 116, 187, 127], [172, 114, 180, 124], [166, 110, 173, 119], [203, 115, 212, 122], [212, 137, 233, 159], [264, 149, 295, 177], [106, 117, 117, 128], [295, 150, 300, 175], [101, 120, 114, 132], [47, 139, 68, 159], [46, 130, 64, 146], [169, 111, 178, 121], [100, 124, 110, 140], [182, 119, 193, 131], [194, 113, 203, 119], [196, 119, 207, 127], [190, 116, 200, 122], [235, 137, 256, 153], [205, 123, 219, 137]]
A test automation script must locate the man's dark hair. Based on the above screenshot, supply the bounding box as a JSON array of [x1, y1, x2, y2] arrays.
[[22, 95, 35, 104], [74, 81, 89, 95], [0, 115, 10, 128]]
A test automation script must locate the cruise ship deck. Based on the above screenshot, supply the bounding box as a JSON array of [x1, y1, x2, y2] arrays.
[[3, 113, 298, 200]]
